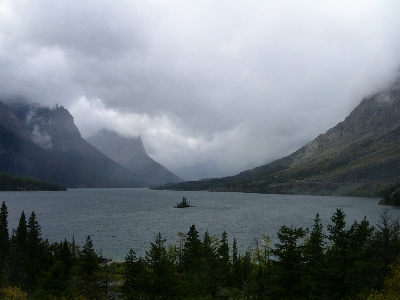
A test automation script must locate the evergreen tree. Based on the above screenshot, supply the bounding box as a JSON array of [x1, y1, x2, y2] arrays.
[[7, 211, 29, 290], [121, 248, 145, 299], [217, 231, 230, 287], [59, 239, 74, 279], [0, 202, 9, 263], [239, 251, 253, 292], [345, 217, 375, 296], [0, 202, 9, 287], [145, 232, 176, 298], [372, 210, 400, 287], [78, 235, 100, 298], [183, 224, 202, 272], [326, 209, 375, 298], [25, 211, 46, 287], [27, 211, 42, 251], [202, 230, 219, 298], [303, 213, 327, 298], [14, 211, 27, 251], [232, 237, 238, 266], [231, 237, 241, 290], [326, 208, 348, 298], [271, 225, 308, 299]]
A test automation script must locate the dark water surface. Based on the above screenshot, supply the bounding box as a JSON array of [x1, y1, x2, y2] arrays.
[[1, 188, 398, 261]]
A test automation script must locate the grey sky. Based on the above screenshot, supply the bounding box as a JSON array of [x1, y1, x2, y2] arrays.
[[1, 0, 400, 180]]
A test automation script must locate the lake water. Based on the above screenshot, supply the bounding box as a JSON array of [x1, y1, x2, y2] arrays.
[[0, 188, 398, 261]]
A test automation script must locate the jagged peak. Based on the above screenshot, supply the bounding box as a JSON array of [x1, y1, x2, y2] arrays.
[[88, 128, 147, 156], [0, 100, 29, 140]]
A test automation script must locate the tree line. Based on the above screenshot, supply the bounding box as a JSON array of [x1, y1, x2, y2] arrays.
[[0, 173, 66, 191], [0, 201, 400, 299]]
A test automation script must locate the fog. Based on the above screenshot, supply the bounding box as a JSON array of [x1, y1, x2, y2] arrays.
[[1, 0, 400, 179]]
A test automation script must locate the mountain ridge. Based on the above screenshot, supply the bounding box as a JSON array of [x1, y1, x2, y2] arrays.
[[156, 80, 400, 196], [87, 129, 183, 185], [0, 100, 182, 188]]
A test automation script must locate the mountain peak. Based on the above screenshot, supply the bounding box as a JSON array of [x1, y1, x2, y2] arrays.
[[87, 129, 183, 185], [0, 100, 29, 140], [89, 129, 147, 161]]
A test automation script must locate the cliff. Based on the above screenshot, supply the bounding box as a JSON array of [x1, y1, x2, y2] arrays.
[[1, 101, 141, 187], [87, 129, 183, 186]]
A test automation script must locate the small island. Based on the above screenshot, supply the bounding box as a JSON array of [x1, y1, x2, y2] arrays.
[[174, 197, 193, 208]]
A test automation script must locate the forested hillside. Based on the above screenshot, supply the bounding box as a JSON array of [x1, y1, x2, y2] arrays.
[[0, 173, 66, 191]]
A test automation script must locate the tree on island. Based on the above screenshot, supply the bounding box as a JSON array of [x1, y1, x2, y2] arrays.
[[174, 197, 193, 208]]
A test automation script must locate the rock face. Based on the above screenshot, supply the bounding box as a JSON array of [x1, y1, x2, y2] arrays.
[[158, 79, 400, 196], [0, 101, 29, 140], [0, 101, 140, 187], [1, 100, 182, 187], [87, 129, 182, 186]]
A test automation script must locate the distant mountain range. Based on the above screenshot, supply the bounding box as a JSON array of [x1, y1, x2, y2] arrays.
[[87, 129, 182, 186], [157, 80, 400, 197], [0, 100, 182, 188]]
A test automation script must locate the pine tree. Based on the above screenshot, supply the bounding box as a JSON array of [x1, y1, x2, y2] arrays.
[[232, 237, 238, 266], [217, 231, 230, 287], [0, 202, 9, 287], [303, 213, 327, 299], [14, 211, 27, 251], [26, 211, 43, 264], [271, 225, 308, 299], [145, 232, 176, 298], [78, 235, 100, 298], [372, 210, 400, 287], [202, 231, 219, 298], [183, 224, 202, 272], [231, 237, 242, 290], [121, 248, 145, 299], [0, 202, 9, 263], [325, 209, 374, 298], [326, 208, 348, 298], [79, 235, 99, 279], [345, 217, 375, 296], [6, 212, 28, 290]]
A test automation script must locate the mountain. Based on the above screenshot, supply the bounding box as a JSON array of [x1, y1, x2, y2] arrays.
[[1, 101, 141, 188], [157, 80, 400, 196], [0, 100, 29, 140], [87, 129, 182, 185]]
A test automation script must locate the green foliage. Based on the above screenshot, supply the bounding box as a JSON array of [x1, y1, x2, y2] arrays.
[[270, 225, 308, 299], [0, 202, 9, 264], [183, 224, 202, 272], [174, 196, 193, 208], [368, 258, 400, 300], [121, 248, 144, 298], [0, 172, 66, 191], [144, 232, 176, 299], [381, 182, 400, 206], [302, 213, 327, 299], [3, 202, 400, 299]]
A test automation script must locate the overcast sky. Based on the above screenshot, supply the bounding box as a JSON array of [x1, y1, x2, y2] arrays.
[[1, 0, 400, 180]]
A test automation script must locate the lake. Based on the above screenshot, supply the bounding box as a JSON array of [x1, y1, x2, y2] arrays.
[[1, 188, 398, 261]]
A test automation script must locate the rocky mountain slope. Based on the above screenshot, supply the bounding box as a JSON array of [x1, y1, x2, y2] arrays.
[[158, 80, 400, 196], [87, 129, 182, 185], [0, 101, 141, 187]]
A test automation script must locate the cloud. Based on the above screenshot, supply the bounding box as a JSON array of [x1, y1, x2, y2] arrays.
[[1, 0, 400, 179]]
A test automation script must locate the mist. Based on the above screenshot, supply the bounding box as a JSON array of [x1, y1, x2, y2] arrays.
[[1, 0, 400, 180]]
